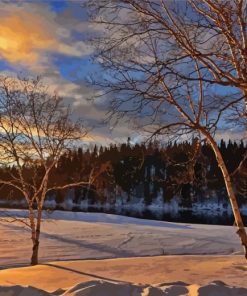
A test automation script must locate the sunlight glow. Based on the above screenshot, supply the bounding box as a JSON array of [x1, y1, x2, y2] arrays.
[[0, 14, 55, 64]]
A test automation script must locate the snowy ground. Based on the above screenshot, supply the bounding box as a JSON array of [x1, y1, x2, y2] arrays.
[[0, 209, 244, 268], [1, 209, 247, 295], [0, 256, 247, 295]]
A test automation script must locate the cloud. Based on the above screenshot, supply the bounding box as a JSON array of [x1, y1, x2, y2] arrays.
[[0, 2, 92, 67], [58, 42, 93, 57], [0, 12, 55, 64], [0, 1, 138, 145], [215, 129, 246, 143]]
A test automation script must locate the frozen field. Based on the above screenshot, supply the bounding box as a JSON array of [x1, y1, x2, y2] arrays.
[[0, 209, 244, 268], [1, 255, 247, 295]]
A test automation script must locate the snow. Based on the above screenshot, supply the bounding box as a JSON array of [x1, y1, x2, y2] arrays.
[[2, 194, 247, 224], [0, 285, 50, 296], [2, 281, 247, 296], [0, 256, 247, 295], [0, 209, 244, 268], [0, 209, 247, 295]]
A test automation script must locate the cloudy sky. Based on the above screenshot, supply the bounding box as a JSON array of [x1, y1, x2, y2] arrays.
[[0, 0, 139, 146], [0, 0, 244, 145]]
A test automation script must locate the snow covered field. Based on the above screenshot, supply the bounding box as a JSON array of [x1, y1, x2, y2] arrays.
[[0, 209, 244, 268], [1, 209, 247, 295], [0, 256, 247, 295]]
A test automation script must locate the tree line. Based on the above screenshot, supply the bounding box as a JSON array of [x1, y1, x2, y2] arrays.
[[1, 138, 246, 208]]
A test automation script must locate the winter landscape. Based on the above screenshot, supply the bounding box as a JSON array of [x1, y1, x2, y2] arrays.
[[0, 0, 247, 295], [0, 209, 247, 295]]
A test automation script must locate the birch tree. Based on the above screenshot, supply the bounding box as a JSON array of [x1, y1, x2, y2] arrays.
[[0, 76, 91, 265], [86, 0, 247, 258]]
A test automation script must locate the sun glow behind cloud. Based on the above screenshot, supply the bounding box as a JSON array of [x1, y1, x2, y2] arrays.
[[0, 2, 112, 144], [0, 12, 56, 65], [0, 5, 93, 68]]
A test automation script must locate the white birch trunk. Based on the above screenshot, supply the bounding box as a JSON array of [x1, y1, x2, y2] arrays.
[[202, 129, 247, 258]]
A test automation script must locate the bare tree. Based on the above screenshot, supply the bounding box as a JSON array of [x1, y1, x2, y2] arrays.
[[0, 76, 92, 265], [89, 0, 247, 110], [86, 0, 247, 258]]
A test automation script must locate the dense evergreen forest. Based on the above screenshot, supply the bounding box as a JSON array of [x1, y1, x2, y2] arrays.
[[0, 139, 246, 213]]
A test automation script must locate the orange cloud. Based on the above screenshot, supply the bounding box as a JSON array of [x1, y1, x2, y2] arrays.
[[0, 12, 56, 64]]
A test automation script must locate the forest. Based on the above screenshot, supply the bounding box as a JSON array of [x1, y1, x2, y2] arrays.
[[0, 138, 246, 212]]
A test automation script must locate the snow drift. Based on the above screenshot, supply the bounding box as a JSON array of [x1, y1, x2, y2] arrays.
[[1, 280, 247, 296], [0, 285, 51, 296]]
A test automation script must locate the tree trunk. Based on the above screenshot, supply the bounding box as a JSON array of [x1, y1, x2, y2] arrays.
[[31, 238, 39, 265], [203, 130, 247, 258], [30, 207, 42, 266]]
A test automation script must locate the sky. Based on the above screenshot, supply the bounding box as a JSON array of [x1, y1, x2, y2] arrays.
[[0, 0, 244, 145], [0, 0, 139, 146]]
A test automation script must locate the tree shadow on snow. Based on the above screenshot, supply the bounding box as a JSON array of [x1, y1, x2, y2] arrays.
[[42, 263, 131, 284]]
